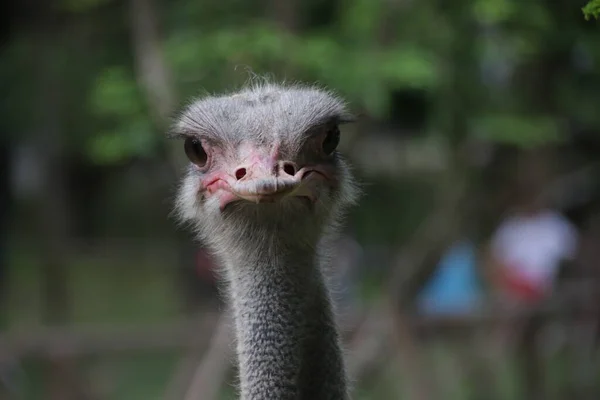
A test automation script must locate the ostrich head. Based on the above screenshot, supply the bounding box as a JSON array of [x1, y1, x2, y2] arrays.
[[169, 82, 359, 400], [171, 83, 358, 257]]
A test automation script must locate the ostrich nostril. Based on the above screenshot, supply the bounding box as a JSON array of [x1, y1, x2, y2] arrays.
[[282, 162, 296, 176], [235, 167, 247, 180]]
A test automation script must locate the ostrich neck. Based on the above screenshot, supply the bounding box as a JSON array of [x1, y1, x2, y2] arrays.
[[223, 239, 348, 400]]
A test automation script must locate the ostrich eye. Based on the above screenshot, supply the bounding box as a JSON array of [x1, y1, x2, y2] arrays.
[[184, 137, 208, 167], [322, 125, 340, 156]]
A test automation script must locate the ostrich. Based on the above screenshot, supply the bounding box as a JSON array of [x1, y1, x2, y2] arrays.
[[170, 82, 359, 400]]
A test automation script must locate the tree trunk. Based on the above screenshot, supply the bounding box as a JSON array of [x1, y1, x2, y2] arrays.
[[33, 27, 87, 400], [129, 0, 186, 173], [129, 0, 195, 311], [130, 0, 175, 124], [34, 30, 70, 330]]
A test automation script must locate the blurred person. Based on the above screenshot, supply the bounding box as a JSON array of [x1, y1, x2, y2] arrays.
[[485, 158, 579, 314], [483, 151, 580, 400], [409, 194, 491, 400], [417, 239, 484, 317], [414, 238, 490, 400]]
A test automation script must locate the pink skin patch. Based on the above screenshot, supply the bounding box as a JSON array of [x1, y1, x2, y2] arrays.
[[199, 156, 335, 211], [202, 175, 238, 210]]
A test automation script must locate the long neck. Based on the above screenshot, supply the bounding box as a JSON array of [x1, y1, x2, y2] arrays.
[[223, 240, 348, 400]]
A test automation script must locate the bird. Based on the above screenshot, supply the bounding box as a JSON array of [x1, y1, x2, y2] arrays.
[[169, 81, 359, 400]]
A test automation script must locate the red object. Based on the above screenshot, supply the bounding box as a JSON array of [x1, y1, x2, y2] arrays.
[[497, 267, 546, 303]]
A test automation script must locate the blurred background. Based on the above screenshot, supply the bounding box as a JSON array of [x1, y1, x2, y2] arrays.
[[2, 0, 600, 399]]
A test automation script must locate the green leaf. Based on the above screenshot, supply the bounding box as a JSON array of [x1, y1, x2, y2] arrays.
[[472, 0, 514, 24], [583, 0, 600, 20], [90, 67, 144, 117], [87, 131, 131, 165], [87, 119, 155, 165], [378, 48, 440, 88], [339, 0, 384, 43]]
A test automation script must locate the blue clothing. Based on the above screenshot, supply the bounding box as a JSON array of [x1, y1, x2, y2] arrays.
[[417, 240, 483, 316]]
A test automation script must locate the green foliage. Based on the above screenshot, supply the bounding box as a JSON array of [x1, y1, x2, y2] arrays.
[[164, 23, 440, 118], [87, 67, 154, 164], [338, 0, 384, 44], [4, 0, 600, 163], [472, 0, 514, 24], [379, 48, 439, 88], [91, 67, 144, 118], [86, 120, 155, 165], [472, 114, 563, 148], [583, 0, 600, 20]]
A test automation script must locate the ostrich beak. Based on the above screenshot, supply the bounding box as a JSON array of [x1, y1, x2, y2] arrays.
[[206, 156, 331, 211], [233, 182, 297, 204], [221, 173, 325, 210]]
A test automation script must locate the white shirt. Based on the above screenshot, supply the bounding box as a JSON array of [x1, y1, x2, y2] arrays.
[[491, 209, 578, 290]]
